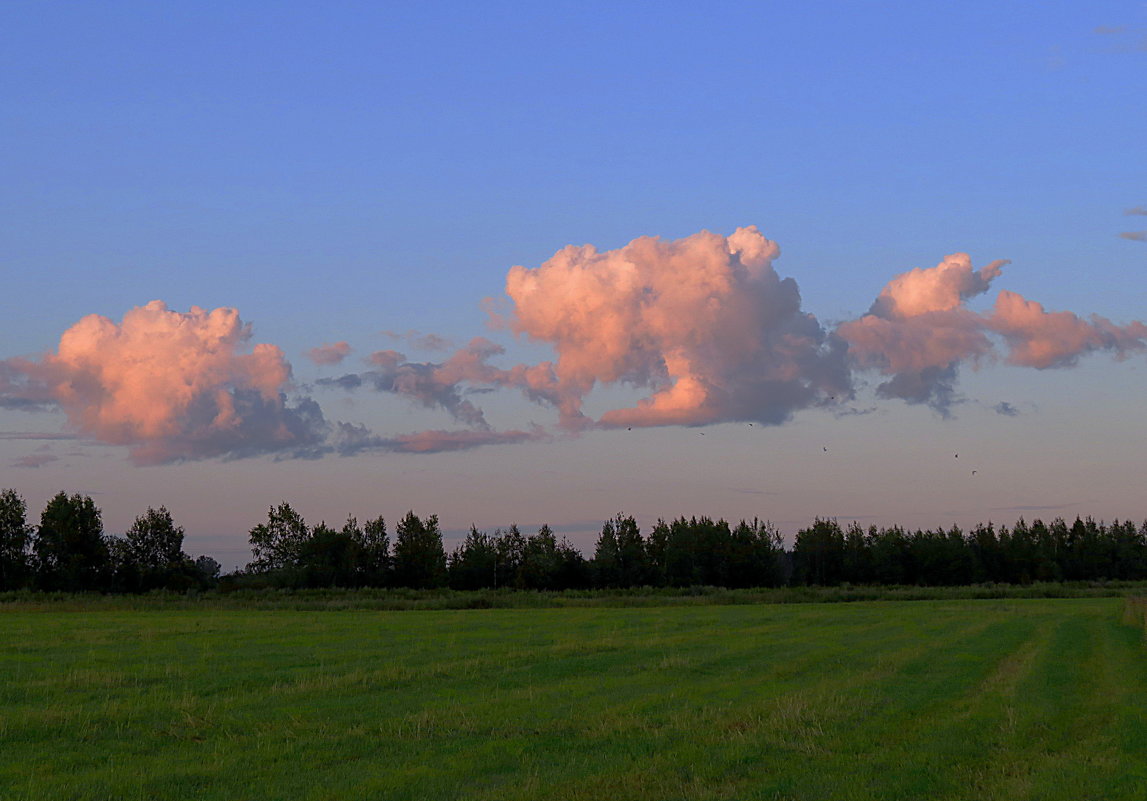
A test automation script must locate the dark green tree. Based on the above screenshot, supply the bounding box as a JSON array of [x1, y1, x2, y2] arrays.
[[494, 524, 528, 589], [592, 517, 622, 588], [868, 525, 910, 585], [521, 524, 561, 590], [591, 514, 647, 588], [247, 502, 309, 573], [126, 506, 188, 578], [0, 489, 32, 590], [33, 492, 109, 591], [727, 518, 785, 588], [554, 536, 592, 589], [792, 518, 845, 585], [449, 526, 498, 590], [194, 555, 222, 583], [392, 511, 447, 588], [297, 522, 359, 587]]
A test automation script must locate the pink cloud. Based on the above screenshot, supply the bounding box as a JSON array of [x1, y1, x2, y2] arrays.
[[0, 301, 326, 464], [836, 254, 1005, 410], [987, 291, 1147, 368], [501, 226, 849, 428], [305, 341, 351, 365], [838, 253, 1147, 409]]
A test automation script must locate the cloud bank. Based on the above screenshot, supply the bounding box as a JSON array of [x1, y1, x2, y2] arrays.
[[5, 226, 1146, 461]]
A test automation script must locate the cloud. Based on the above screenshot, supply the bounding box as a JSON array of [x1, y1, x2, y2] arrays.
[[331, 421, 545, 455], [379, 330, 454, 351], [1094, 25, 1128, 35], [836, 254, 1005, 412], [317, 227, 1147, 432], [1125, 206, 1147, 216], [993, 401, 1019, 417], [316, 228, 852, 435], [411, 333, 452, 352], [319, 338, 511, 428], [1120, 231, 1147, 241], [13, 453, 59, 468], [7, 226, 1147, 463], [0, 431, 79, 440], [837, 252, 1147, 411], [987, 291, 1147, 368], [305, 341, 351, 365], [500, 226, 851, 428], [0, 301, 327, 464]]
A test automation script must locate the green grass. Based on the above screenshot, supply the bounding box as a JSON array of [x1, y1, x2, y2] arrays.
[[6, 580, 1147, 612], [2, 599, 1146, 799]]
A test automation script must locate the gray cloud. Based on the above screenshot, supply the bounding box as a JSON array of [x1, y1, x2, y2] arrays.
[[993, 401, 1020, 417]]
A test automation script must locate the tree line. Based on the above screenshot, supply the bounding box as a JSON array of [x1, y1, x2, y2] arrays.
[[0, 489, 220, 592], [4, 488, 1147, 593]]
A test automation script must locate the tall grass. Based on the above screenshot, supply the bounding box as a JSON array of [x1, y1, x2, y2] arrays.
[[5, 580, 1147, 612]]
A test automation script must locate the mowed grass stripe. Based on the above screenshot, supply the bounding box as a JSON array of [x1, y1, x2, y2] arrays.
[[2, 599, 1146, 800]]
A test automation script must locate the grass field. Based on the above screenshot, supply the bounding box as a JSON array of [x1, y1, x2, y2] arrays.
[[2, 598, 1146, 800]]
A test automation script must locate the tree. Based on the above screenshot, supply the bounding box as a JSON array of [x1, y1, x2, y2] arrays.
[[728, 518, 785, 588], [194, 555, 222, 583], [495, 524, 528, 589], [554, 536, 591, 589], [247, 502, 309, 573], [297, 522, 359, 587], [592, 517, 621, 588], [449, 526, 498, 590], [126, 507, 187, 572], [592, 514, 647, 588], [33, 492, 109, 591], [0, 489, 32, 590], [355, 515, 390, 586], [392, 511, 447, 589], [521, 524, 562, 590], [792, 518, 845, 585]]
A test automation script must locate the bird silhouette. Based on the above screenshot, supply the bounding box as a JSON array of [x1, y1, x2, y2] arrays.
[[823, 446, 828, 452], [971, 470, 977, 475]]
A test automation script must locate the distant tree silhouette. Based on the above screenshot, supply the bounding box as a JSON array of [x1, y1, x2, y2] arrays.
[[33, 492, 109, 591], [297, 522, 359, 587], [792, 518, 845, 586], [495, 524, 528, 589], [392, 511, 447, 589], [449, 526, 498, 590], [247, 502, 309, 573], [0, 489, 32, 591]]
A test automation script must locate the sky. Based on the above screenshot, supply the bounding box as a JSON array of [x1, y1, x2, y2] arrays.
[[2, 1, 1146, 569]]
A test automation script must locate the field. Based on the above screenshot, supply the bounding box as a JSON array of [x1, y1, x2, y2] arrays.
[[2, 598, 1146, 800]]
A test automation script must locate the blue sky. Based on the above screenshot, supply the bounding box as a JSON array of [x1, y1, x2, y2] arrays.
[[2, 1, 1145, 567]]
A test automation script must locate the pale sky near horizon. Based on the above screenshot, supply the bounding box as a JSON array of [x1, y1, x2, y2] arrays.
[[2, 1, 1146, 569]]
